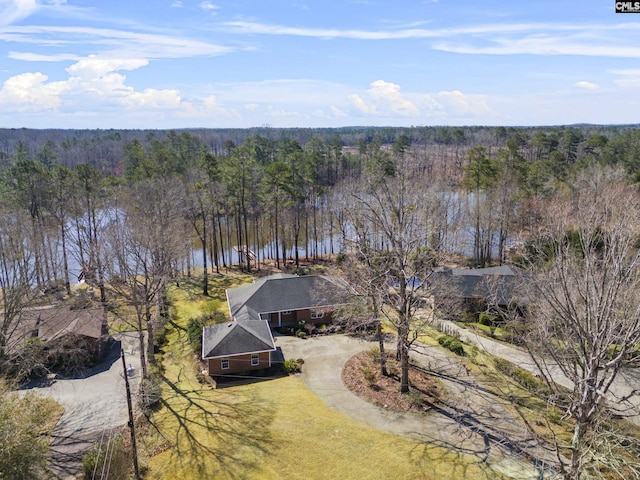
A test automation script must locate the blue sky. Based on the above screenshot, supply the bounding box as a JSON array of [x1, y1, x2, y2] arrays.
[[0, 0, 638, 129]]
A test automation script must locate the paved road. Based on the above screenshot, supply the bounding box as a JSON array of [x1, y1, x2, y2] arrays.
[[20, 331, 143, 479], [275, 334, 557, 479], [437, 320, 640, 426]]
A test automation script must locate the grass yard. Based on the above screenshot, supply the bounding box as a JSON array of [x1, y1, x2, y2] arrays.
[[140, 272, 502, 480]]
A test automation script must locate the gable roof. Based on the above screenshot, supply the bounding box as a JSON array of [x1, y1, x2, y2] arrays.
[[202, 320, 276, 359], [7, 305, 106, 354], [430, 266, 520, 304], [226, 274, 348, 322]]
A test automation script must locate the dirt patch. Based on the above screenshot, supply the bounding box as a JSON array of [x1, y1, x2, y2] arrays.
[[342, 350, 444, 413]]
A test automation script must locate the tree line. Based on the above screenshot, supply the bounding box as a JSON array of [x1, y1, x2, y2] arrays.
[[2, 126, 640, 376], [2, 125, 640, 479]]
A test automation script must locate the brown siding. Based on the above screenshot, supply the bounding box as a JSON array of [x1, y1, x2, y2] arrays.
[[269, 310, 298, 327], [207, 351, 271, 375], [296, 309, 311, 323], [267, 308, 336, 328]]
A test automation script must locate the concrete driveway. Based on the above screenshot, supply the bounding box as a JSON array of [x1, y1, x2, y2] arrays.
[[275, 334, 555, 479], [21, 331, 143, 479]]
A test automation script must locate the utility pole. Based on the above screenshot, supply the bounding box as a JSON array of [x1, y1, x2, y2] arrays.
[[121, 348, 140, 479]]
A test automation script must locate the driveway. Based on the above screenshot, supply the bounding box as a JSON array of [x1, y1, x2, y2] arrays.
[[20, 331, 143, 479], [436, 320, 640, 426], [275, 334, 556, 479]]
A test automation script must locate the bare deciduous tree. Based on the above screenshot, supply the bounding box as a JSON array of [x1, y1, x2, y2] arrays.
[[107, 177, 186, 378], [522, 165, 640, 479], [347, 152, 438, 393], [0, 211, 38, 374]]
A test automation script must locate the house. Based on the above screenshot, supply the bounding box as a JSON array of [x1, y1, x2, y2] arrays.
[[202, 320, 276, 375], [8, 304, 110, 374], [202, 273, 349, 375], [226, 273, 349, 328], [428, 265, 522, 313]]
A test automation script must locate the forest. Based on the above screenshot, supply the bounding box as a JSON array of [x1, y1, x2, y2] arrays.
[[3, 125, 640, 479], [1, 124, 640, 352]]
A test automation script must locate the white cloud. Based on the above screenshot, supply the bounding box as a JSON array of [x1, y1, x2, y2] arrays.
[[9, 51, 80, 62], [368, 80, 419, 116], [2, 26, 234, 60], [330, 105, 347, 117], [348, 80, 418, 117], [421, 90, 494, 119], [612, 70, 640, 89], [574, 81, 599, 90], [66, 57, 148, 80], [434, 37, 640, 58], [224, 20, 640, 59], [223, 20, 565, 40], [125, 88, 181, 109], [171, 1, 183, 7], [199, 1, 218, 12], [0, 55, 186, 114], [0, 0, 38, 26], [609, 69, 640, 76], [348, 93, 376, 114], [0, 71, 66, 108]]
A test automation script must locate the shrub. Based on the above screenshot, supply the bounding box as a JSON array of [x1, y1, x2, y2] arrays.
[[296, 330, 307, 338], [186, 312, 227, 354], [478, 313, 497, 327], [545, 407, 562, 425], [283, 359, 301, 374], [336, 252, 347, 265], [438, 335, 465, 356], [366, 346, 380, 360], [406, 391, 424, 408], [360, 366, 377, 385], [492, 357, 514, 375], [138, 376, 162, 414], [492, 357, 548, 394]]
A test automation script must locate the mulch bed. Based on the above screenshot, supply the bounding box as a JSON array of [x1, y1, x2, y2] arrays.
[[342, 350, 445, 413]]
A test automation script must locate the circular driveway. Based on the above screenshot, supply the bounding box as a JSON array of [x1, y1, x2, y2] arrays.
[[275, 334, 554, 479]]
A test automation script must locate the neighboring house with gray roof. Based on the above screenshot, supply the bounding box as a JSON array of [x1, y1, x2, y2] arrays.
[[202, 273, 349, 375], [202, 320, 276, 375], [428, 266, 523, 312]]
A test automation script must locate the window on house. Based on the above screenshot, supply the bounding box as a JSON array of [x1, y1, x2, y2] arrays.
[[311, 310, 324, 319], [251, 354, 259, 366], [221, 358, 229, 370]]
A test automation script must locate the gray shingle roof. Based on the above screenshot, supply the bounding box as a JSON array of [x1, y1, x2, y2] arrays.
[[430, 266, 520, 304], [202, 320, 276, 359], [227, 274, 348, 321]]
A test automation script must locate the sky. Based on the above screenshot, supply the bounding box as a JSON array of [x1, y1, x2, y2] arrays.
[[0, 0, 639, 129]]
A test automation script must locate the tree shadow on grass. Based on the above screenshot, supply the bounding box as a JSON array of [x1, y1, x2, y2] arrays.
[[406, 362, 557, 479], [145, 368, 275, 479]]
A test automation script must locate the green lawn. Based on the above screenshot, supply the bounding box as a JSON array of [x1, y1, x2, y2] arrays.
[[140, 272, 503, 480]]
